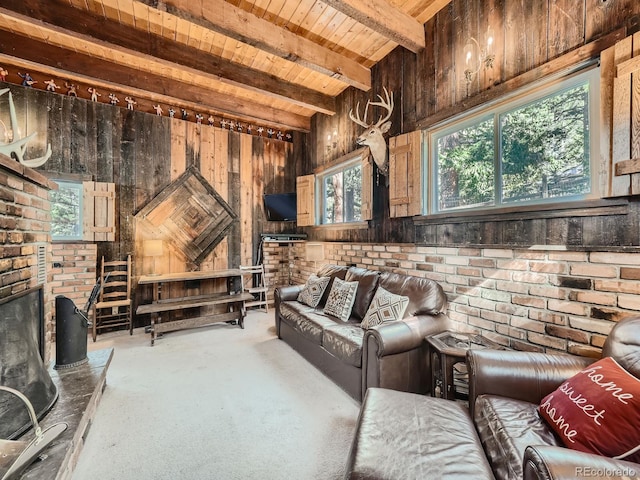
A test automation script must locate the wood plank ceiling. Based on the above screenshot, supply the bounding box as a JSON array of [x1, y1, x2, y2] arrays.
[[0, 0, 450, 132]]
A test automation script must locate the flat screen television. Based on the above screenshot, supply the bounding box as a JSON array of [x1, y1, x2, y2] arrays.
[[263, 192, 297, 221]]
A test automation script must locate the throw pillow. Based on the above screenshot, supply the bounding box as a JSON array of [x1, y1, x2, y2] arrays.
[[360, 286, 409, 329], [323, 277, 358, 322], [297, 275, 330, 308], [538, 357, 640, 463]]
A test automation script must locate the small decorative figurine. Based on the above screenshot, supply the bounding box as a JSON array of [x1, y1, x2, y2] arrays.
[[18, 73, 36, 87], [277, 131, 284, 141], [0, 67, 8, 82], [220, 119, 228, 129], [153, 104, 163, 116], [267, 128, 275, 138], [181, 108, 188, 120], [87, 87, 101, 102], [286, 133, 293, 142], [256, 126, 264, 136], [44, 79, 60, 92], [168, 108, 176, 118], [124, 96, 137, 110], [65, 82, 78, 96], [108, 93, 119, 106], [208, 115, 215, 126], [195, 113, 203, 124], [247, 125, 253, 135]]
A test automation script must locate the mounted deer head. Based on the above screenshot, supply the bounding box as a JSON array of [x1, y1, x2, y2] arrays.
[[349, 87, 394, 177]]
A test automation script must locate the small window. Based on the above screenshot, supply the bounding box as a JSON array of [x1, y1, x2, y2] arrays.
[[51, 180, 83, 241], [429, 67, 598, 214], [318, 159, 363, 224]]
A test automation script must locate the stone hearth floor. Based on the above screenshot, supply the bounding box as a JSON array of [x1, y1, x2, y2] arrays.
[[20, 348, 113, 480]]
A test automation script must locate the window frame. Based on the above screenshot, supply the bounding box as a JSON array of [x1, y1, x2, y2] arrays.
[[425, 66, 600, 216], [316, 153, 364, 225], [50, 179, 84, 241]]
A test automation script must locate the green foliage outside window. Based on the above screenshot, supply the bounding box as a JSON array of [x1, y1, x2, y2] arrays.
[[51, 181, 82, 240], [435, 72, 593, 213], [322, 163, 362, 224]]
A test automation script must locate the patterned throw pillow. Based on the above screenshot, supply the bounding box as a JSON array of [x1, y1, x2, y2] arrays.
[[297, 275, 331, 308], [323, 277, 358, 322], [360, 286, 409, 329]]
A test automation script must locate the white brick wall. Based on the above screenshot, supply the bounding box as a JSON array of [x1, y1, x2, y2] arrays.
[[263, 241, 640, 357]]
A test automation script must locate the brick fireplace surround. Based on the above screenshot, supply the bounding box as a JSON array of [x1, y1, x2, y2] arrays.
[[1, 155, 111, 480]]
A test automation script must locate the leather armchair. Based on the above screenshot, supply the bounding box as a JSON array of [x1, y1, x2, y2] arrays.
[[467, 316, 640, 480]]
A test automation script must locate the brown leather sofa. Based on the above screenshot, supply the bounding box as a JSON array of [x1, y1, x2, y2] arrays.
[[274, 264, 450, 401], [344, 316, 640, 479]]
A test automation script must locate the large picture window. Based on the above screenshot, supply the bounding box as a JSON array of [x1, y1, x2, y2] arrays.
[[429, 68, 598, 214], [318, 159, 363, 224]]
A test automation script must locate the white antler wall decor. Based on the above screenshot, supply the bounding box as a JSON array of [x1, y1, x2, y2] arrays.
[[349, 87, 394, 177], [0, 88, 52, 168]]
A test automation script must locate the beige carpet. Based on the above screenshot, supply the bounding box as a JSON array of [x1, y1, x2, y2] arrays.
[[72, 311, 360, 480]]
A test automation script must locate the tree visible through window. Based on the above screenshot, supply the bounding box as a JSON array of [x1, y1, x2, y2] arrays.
[[433, 69, 595, 213], [321, 162, 362, 224], [51, 181, 83, 240]]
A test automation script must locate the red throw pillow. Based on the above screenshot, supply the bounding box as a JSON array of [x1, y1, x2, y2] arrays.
[[538, 357, 640, 463]]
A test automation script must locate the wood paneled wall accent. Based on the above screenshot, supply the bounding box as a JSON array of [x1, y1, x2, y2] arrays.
[[3, 81, 296, 328], [306, 0, 640, 248], [388, 130, 422, 218], [602, 31, 640, 196]]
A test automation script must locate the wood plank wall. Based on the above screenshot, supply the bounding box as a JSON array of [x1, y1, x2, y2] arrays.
[[0, 82, 297, 324], [308, 0, 640, 248]]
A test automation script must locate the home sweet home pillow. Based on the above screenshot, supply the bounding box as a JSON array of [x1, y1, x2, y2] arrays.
[[538, 357, 640, 463], [360, 286, 409, 329], [297, 275, 330, 308]]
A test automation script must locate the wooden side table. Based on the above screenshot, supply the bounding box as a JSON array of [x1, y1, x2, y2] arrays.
[[426, 331, 504, 401]]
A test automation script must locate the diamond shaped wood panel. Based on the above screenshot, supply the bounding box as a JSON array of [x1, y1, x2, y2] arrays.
[[135, 167, 237, 265]]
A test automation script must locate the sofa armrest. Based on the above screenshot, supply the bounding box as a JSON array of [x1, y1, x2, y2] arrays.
[[366, 314, 450, 356], [467, 349, 595, 419], [274, 285, 302, 303], [523, 445, 640, 480], [362, 313, 450, 396]]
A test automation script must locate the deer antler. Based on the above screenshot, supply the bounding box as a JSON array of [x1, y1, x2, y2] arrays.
[[369, 87, 394, 127], [348, 88, 394, 128], [349, 102, 369, 128]]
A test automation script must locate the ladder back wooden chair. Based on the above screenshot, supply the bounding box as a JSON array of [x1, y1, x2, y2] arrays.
[[92, 255, 132, 341], [240, 264, 269, 313]]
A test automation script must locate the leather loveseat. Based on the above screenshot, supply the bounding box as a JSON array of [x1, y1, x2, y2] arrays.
[[274, 264, 450, 401], [344, 316, 640, 479]]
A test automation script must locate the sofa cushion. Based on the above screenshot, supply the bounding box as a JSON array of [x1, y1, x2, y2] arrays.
[[360, 286, 409, 329], [379, 271, 447, 316], [279, 301, 337, 344], [313, 264, 348, 307], [538, 357, 640, 463], [475, 395, 562, 480], [323, 277, 358, 322], [344, 267, 380, 321], [322, 324, 364, 368], [297, 274, 331, 308]]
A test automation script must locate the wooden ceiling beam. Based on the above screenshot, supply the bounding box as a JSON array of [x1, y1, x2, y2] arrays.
[[321, 0, 426, 53], [0, 1, 336, 115], [145, 0, 372, 91], [0, 32, 310, 131]]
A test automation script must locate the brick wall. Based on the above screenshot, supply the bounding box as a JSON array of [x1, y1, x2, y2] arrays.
[[50, 243, 97, 312], [0, 156, 56, 359], [267, 241, 640, 357]]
